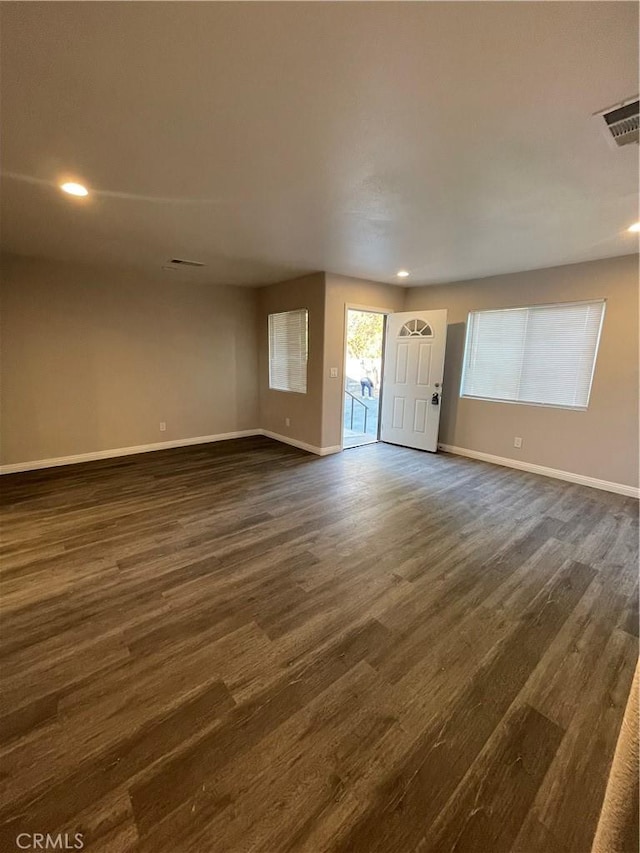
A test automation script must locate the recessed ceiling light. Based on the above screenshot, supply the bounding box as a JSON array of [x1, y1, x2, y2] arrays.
[[60, 182, 89, 197], [397, 270, 410, 278], [628, 222, 640, 232]]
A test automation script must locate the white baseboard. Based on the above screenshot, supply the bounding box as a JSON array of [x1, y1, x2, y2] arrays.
[[0, 428, 345, 474], [438, 443, 639, 499], [0, 430, 262, 475], [260, 430, 341, 457], [4, 432, 634, 497]]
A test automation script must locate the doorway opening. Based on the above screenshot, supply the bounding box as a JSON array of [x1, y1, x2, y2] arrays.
[[343, 308, 386, 449]]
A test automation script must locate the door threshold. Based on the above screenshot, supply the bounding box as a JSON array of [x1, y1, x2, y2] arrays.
[[343, 437, 378, 449]]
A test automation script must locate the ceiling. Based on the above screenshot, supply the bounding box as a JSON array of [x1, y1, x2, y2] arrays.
[[1, 2, 638, 287]]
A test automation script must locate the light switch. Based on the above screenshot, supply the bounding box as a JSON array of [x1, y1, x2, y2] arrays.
[[329, 367, 339, 378]]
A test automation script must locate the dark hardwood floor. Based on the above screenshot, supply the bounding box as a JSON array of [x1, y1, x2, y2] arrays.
[[0, 436, 637, 852]]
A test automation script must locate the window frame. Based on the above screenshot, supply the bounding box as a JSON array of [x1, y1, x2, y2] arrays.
[[459, 299, 606, 412], [268, 308, 309, 395]]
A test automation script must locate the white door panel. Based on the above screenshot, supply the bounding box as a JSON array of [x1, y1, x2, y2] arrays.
[[380, 310, 448, 452], [395, 344, 409, 384], [416, 343, 432, 386]]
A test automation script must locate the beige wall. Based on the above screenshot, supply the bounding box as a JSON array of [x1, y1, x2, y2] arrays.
[[257, 272, 326, 449], [321, 274, 405, 449], [3, 252, 638, 489], [0, 254, 259, 465], [404, 254, 639, 488]]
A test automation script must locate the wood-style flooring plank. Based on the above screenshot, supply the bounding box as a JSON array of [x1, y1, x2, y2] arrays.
[[0, 437, 637, 852], [421, 703, 564, 853]]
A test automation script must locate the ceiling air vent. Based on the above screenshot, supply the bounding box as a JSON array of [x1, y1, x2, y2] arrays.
[[596, 97, 639, 147], [169, 258, 205, 267]]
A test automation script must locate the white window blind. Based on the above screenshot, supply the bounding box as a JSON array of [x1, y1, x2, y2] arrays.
[[268, 309, 308, 393], [460, 300, 605, 409]]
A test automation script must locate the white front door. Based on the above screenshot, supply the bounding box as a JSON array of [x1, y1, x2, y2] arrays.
[[380, 310, 448, 452]]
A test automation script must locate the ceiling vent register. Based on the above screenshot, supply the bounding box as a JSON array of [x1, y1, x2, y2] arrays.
[[597, 98, 639, 147]]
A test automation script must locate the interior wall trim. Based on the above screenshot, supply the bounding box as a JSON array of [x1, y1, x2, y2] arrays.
[[259, 429, 342, 457], [4, 434, 632, 493], [438, 443, 639, 499], [0, 429, 345, 474], [0, 430, 262, 474]]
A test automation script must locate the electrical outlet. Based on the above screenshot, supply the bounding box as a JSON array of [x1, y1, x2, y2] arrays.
[[159, 422, 166, 432], [514, 436, 522, 448], [285, 417, 290, 427], [329, 367, 338, 378]]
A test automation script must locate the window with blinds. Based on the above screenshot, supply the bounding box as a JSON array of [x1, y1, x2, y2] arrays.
[[268, 309, 308, 393], [460, 300, 605, 410]]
